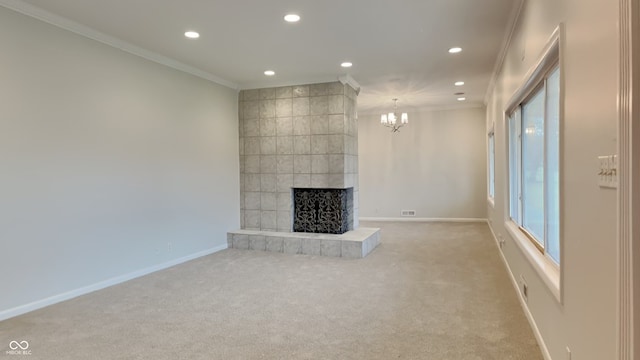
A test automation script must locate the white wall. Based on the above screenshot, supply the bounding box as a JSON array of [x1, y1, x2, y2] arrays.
[[358, 107, 487, 220], [0, 7, 239, 317], [486, 0, 618, 359]]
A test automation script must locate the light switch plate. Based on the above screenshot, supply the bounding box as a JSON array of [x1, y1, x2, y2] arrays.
[[598, 154, 618, 189]]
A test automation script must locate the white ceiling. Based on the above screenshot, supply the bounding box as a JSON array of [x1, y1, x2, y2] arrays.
[[5, 0, 518, 114]]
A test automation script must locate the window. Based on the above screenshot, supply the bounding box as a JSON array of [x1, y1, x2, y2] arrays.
[[488, 127, 495, 202], [507, 50, 560, 265]]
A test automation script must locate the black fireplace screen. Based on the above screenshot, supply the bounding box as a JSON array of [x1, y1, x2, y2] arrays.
[[292, 188, 353, 234]]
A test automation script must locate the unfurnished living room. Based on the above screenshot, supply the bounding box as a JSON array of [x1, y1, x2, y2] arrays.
[[1, 1, 638, 360]]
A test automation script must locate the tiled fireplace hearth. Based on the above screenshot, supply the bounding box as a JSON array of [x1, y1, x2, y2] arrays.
[[227, 228, 380, 258], [228, 80, 380, 258]]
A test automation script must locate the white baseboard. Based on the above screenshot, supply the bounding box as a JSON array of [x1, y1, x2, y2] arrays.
[[359, 217, 487, 223], [486, 223, 553, 360], [0, 244, 228, 322]]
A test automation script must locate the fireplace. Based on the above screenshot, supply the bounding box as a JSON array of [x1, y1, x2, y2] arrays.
[[292, 188, 353, 234], [230, 82, 379, 258]]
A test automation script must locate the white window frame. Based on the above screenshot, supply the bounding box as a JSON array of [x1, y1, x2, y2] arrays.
[[504, 25, 563, 303]]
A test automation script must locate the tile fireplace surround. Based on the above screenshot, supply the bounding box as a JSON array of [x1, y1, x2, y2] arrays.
[[229, 80, 380, 258]]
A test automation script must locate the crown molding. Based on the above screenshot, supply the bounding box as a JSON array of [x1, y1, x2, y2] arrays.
[[238, 74, 359, 92], [483, 0, 525, 105], [338, 74, 361, 95], [0, 0, 239, 90]]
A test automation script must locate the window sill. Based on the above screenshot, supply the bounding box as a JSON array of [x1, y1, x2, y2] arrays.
[[504, 220, 561, 303]]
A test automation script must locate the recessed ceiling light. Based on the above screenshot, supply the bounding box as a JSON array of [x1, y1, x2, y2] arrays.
[[455, 81, 465, 86], [184, 31, 200, 39], [449, 47, 463, 54], [284, 14, 300, 22], [341, 62, 353, 68], [457, 97, 466, 101], [264, 70, 275, 76]]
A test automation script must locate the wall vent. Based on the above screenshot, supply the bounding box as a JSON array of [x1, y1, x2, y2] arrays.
[[401, 210, 416, 217]]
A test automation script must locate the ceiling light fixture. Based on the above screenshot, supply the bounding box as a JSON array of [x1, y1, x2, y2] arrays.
[[380, 98, 408, 133], [448, 47, 462, 54], [455, 81, 465, 86], [264, 70, 275, 76], [284, 14, 300, 22], [341, 62, 353, 68], [457, 97, 466, 101], [184, 31, 200, 39]]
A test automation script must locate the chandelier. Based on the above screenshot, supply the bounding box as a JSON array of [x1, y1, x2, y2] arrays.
[[380, 98, 408, 132]]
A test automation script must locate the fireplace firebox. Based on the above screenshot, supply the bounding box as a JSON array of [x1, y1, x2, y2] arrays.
[[292, 188, 353, 234]]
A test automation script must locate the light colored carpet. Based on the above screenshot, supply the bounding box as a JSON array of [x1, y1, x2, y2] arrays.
[[0, 221, 542, 360]]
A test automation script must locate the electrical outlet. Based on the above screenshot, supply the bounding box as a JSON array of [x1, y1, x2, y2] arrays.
[[167, 242, 172, 252], [498, 234, 505, 249]]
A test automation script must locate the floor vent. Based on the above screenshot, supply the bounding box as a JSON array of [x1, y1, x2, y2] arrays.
[[401, 210, 416, 217]]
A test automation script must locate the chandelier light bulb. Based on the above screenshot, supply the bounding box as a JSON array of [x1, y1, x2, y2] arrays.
[[389, 113, 396, 125]]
